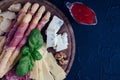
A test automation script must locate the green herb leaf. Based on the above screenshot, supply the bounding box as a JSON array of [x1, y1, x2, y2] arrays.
[[21, 46, 30, 56], [32, 50, 42, 60], [28, 29, 43, 51], [16, 56, 34, 76]]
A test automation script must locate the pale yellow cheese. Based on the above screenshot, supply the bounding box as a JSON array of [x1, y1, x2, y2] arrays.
[[43, 53, 66, 80], [38, 59, 43, 80], [30, 61, 39, 80], [42, 60, 54, 80]]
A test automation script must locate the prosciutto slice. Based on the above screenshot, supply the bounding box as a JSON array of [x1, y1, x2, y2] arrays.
[[4, 2, 31, 49], [0, 3, 39, 78], [3, 5, 46, 75]]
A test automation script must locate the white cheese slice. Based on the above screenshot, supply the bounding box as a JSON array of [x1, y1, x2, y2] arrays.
[[0, 19, 11, 32], [46, 16, 64, 48], [46, 31, 57, 48], [54, 32, 68, 52], [47, 16, 64, 33], [8, 3, 21, 12], [0, 11, 16, 20]]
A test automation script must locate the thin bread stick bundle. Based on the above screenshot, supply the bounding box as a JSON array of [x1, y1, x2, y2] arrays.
[[0, 3, 39, 78], [4, 5, 46, 75], [4, 2, 31, 48], [0, 2, 31, 62]]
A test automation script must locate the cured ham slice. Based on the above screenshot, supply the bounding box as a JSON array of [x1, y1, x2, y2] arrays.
[[4, 5, 46, 75], [0, 3, 39, 78], [0, 2, 31, 68], [4, 2, 31, 49]]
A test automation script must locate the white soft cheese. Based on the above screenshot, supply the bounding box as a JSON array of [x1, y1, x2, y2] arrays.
[[46, 31, 57, 48], [0, 10, 16, 35], [46, 16, 64, 48], [54, 32, 68, 52], [0, 11, 16, 20], [47, 16, 64, 33], [0, 19, 11, 32]]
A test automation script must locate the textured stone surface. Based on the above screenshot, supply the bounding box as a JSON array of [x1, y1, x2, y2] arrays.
[[48, 0, 120, 80]]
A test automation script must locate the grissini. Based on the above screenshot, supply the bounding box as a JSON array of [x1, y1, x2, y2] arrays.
[[0, 2, 31, 61], [0, 3, 39, 78], [4, 2, 31, 49], [4, 5, 46, 75]]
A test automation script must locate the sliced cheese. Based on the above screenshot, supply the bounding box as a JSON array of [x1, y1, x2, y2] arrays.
[[55, 71, 66, 80], [42, 60, 54, 80], [30, 44, 66, 80], [30, 61, 39, 80], [38, 59, 43, 80], [43, 53, 66, 80], [0, 11, 16, 20], [0, 19, 11, 32]]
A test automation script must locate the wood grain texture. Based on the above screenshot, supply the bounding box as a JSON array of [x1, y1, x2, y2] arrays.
[[0, 0, 75, 76]]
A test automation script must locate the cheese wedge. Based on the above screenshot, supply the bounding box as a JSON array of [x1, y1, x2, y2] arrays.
[[30, 61, 39, 80], [43, 53, 66, 80], [38, 59, 43, 80], [42, 60, 54, 80]]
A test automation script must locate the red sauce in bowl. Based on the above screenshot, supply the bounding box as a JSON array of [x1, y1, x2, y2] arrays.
[[66, 2, 97, 25]]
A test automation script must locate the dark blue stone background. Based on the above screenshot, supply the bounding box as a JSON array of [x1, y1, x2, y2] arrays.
[[48, 0, 120, 80]]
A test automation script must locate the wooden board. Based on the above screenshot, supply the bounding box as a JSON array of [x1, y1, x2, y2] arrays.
[[0, 0, 75, 77]]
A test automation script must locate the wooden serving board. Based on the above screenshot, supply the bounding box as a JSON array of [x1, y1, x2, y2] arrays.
[[0, 0, 75, 76]]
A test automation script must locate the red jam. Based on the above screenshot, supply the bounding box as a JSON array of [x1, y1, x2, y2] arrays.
[[66, 2, 97, 25]]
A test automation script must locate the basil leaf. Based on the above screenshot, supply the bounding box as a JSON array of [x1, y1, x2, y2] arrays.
[[32, 50, 42, 60], [21, 46, 30, 56], [28, 29, 43, 51], [16, 56, 34, 76]]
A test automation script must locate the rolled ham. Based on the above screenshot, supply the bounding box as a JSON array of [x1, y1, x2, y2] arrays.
[[0, 3, 39, 78], [0, 2, 31, 62], [4, 5, 46, 75], [4, 2, 31, 49]]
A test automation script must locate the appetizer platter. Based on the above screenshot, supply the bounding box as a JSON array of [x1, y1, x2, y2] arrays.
[[0, 0, 75, 80]]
